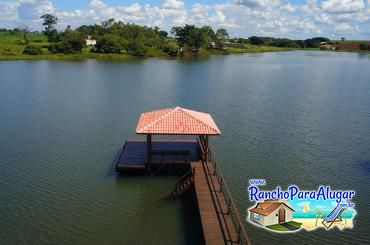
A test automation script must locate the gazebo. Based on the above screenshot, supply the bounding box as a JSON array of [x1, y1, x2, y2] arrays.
[[115, 107, 250, 244], [135, 107, 221, 172], [116, 106, 220, 173]]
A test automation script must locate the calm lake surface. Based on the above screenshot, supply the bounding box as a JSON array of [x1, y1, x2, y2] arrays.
[[1, 51, 370, 244]]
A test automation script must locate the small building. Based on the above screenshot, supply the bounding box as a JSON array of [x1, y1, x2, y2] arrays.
[[249, 201, 294, 226], [85, 35, 96, 46], [320, 44, 336, 51], [208, 41, 216, 48]]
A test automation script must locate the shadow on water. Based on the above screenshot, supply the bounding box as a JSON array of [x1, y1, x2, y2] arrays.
[[106, 149, 122, 178], [180, 188, 205, 245], [112, 157, 205, 244]]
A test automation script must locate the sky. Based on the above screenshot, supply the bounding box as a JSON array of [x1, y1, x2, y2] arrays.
[[0, 0, 369, 39]]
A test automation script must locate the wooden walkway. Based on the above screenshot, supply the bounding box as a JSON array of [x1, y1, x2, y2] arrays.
[[116, 139, 250, 244], [192, 161, 242, 245]]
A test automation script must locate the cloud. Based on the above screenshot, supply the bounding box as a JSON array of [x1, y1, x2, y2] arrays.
[[334, 22, 360, 34], [162, 0, 184, 10], [280, 3, 295, 12], [234, 0, 280, 8], [321, 0, 365, 13], [0, 0, 369, 39]]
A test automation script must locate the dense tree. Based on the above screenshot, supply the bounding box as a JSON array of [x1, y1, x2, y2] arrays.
[[76, 24, 104, 36], [248, 36, 264, 45], [171, 25, 206, 53], [34, 16, 234, 56], [216, 28, 229, 40], [95, 34, 127, 53], [304, 37, 330, 48], [162, 41, 179, 56], [49, 29, 85, 54], [359, 43, 369, 50], [40, 14, 58, 42], [159, 31, 168, 38], [294, 40, 305, 48], [23, 45, 43, 55], [311, 37, 330, 43], [126, 41, 147, 56], [102, 18, 115, 30], [271, 38, 304, 48], [202, 26, 217, 42]]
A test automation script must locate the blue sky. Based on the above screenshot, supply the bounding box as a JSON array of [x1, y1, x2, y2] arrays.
[[1, 0, 369, 39]]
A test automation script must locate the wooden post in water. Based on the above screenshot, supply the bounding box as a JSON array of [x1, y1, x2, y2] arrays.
[[205, 135, 209, 162], [199, 135, 209, 162], [146, 134, 152, 174]]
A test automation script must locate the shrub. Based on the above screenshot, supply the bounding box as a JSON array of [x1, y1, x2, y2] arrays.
[[359, 43, 369, 51], [48, 31, 85, 54], [162, 41, 179, 56], [248, 36, 264, 45], [95, 34, 126, 54], [126, 41, 147, 56], [23, 45, 43, 55]]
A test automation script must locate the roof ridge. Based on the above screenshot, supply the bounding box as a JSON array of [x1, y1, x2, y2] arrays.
[[178, 107, 220, 134], [137, 107, 179, 133]]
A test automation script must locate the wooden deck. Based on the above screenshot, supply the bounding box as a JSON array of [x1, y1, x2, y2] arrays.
[[116, 139, 250, 244], [116, 139, 201, 172], [192, 161, 241, 245]]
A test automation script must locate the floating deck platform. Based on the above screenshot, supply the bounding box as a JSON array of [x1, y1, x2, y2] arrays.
[[116, 139, 249, 244], [116, 139, 201, 173], [116, 107, 250, 244]]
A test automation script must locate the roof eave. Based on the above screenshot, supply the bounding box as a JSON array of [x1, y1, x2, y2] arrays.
[[135, 132, 221, 135]]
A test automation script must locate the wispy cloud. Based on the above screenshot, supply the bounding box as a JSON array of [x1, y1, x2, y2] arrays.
[[0, 0, 369, 39]]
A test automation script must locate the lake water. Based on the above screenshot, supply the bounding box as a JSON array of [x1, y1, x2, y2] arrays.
[[1, 51, 370, 244]]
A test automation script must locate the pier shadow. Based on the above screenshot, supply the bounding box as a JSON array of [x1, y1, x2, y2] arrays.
[[180, 188, 206, 245], [106, 149, 121, 178]]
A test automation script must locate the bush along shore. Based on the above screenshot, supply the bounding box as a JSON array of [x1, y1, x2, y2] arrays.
[[1, 15, 368, 61]]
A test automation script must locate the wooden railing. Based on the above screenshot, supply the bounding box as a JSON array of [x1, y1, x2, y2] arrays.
[[170, 168, 195, 200], [198, 138, 251, 245]]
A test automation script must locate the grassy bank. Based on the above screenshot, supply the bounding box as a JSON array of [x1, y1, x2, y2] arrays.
[[1, 31, 367, 61], [0, 31, 298, 61]]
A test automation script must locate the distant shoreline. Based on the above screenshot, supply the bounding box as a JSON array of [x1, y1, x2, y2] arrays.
[[1, 48, 369, 61]]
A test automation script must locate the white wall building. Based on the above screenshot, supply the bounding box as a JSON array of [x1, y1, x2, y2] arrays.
[[249, 201, 294, 226], [85, 36, 96, 46]]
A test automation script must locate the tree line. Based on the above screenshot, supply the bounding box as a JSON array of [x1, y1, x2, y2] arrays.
[[232, 36, 330, 48], [18, 13, 363, 56], [32, 14, 230, 56]]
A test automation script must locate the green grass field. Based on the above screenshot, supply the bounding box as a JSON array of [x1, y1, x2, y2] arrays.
[[266, 221, 302, 232], [1, 31, 366, 61]]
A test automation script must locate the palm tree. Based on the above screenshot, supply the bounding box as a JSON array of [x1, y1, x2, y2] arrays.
[[343, 209, 347, 226], [315, 209, 323, 227]]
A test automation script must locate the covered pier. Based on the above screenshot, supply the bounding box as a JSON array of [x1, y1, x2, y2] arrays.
[[116, 107, 250, 244]]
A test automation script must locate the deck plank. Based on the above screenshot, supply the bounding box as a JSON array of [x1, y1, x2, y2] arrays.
[[192, 161, 240, 245], [116, 140, 201, 172]]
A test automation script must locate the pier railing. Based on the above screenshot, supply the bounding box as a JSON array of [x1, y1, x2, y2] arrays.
[[171, 168, 195, 200], [198, 138, 251, 245]]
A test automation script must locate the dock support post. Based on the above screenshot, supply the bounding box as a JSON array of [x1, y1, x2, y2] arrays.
[[205, 135, 209, 163], [146, 134, 152, 174]]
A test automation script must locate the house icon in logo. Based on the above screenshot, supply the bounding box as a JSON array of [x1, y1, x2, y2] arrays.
[[249, 200, 295, 227]]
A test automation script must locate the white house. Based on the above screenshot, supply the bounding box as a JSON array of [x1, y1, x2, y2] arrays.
[[249, 201, 294, 226], [85, 35, 96, 46]]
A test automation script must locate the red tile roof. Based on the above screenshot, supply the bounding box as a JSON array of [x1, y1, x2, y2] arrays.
[[136, 107, 221, 135], [249, 202, 294, 216]]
